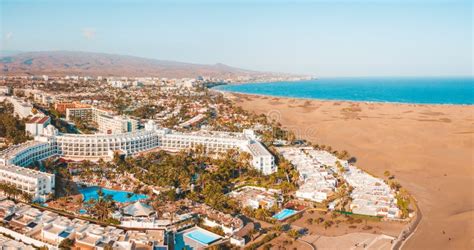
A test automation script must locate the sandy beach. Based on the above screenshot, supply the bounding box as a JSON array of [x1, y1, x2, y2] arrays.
[[228, 93, 474, 250]]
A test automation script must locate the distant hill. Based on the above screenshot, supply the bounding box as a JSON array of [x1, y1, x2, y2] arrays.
[[0, 51, 263, 78]]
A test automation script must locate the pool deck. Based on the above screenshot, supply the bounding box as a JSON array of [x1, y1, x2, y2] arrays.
[[175, 226, 224, 249]]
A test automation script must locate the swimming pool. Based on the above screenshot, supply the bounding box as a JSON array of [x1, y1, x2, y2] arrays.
[[185, 228, 221, 245], [175, 227, 222, 249], [273, 208, 298, 221], [79, 186, 148, 203]]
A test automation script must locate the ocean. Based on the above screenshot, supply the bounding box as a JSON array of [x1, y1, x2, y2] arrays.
[[214, 77, 474, 105]]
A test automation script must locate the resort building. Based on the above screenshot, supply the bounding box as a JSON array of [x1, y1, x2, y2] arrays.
[[44, 126, 159, 160], [158, 128, 276, 174], [344, 165, 400, 218], [0, 165, 54, 202], [36, 121, 275, 174], [74, 224, 125, 249], [0, 199, 168, 249], [65, 106, 95, 121], [278, 147, 401, 218], [25, 116, 51, 136], [66, 107, 139, 134], [228, 186, 280, 210], [0, 234, 34, 249], [7, 96, 33, 118], [245, 141, 276, 175], [33, 92, 55, 105], [0, 140, 57, 167], [113, 230, 167, 250], [95, 113, 139, 135], [277, 147, 337, 203], [54, 102, 91, 114]]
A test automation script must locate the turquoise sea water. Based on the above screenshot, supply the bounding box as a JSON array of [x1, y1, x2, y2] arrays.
[[79, 186, 148, 203], [214, 77, 474, 105]]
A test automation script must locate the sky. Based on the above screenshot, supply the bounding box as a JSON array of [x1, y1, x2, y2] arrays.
[[0, 0, 472, 77]]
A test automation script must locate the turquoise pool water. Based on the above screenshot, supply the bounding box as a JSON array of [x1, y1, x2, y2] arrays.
[[273, 208, 298, 220], [79, 186, 148, 203], [175, 228, 221, 249], [214, 77, 474, 105]]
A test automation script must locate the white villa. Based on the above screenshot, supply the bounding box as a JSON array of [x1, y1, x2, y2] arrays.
[[277, 147, 337, 203], [278, 147, 400, 218]]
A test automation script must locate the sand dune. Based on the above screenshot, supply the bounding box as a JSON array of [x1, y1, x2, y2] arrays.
[[229, 93, 474, 250]]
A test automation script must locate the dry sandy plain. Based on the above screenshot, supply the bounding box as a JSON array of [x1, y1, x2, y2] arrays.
[[228, 93, 473, 250]]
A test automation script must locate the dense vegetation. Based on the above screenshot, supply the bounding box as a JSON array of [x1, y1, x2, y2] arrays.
[[0, 102, 29, 145], [129, 104, 165, 119], [107, 144, 298, 215]]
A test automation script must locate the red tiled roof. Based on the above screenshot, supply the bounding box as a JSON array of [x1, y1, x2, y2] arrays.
[[27, 116, 50, 124]]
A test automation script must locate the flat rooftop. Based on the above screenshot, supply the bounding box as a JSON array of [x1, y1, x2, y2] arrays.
[[0, 164, 54, 179], [0, 141, 49, 160]]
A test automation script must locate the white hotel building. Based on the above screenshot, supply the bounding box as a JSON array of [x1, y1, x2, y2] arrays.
[[66, 107, 139, 134], [0, 140, 57, 167], [0, 165, 54, 202], [48, 126, 159, 160], [7, 96, 34, 118], [0, 120, 276, 203], [38, 121, 276, 175]]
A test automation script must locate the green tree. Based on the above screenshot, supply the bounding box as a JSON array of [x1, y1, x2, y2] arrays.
[[59, 238, 75, 250]]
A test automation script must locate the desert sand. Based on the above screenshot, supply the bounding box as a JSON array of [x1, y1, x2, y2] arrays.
[[229, 93, 474, 250]]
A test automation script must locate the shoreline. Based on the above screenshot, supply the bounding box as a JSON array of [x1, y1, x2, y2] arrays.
[[211, 88, 474, 106]]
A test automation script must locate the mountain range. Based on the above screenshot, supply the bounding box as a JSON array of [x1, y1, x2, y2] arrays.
[[0, 51, 267, 78]]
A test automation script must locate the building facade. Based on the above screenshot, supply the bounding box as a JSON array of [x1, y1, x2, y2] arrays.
[[38, 122, 276, 174], [0, 141, 57, 167], [66, 107, 139, 134], [8, 96, 33, 118], [0, 165, 55, 202], [25, 116, 51, 137]]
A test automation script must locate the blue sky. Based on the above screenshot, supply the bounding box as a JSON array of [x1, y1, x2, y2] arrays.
[[1, 0, 472, 76]]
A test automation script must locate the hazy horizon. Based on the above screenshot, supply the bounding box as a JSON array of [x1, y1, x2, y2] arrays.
[[1, 0, 472, 77]]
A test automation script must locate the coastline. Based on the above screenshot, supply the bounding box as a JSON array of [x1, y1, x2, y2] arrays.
[[225, 92, 474, 250], [212, 88, 474, 107], [212, 76, 474, 106]]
